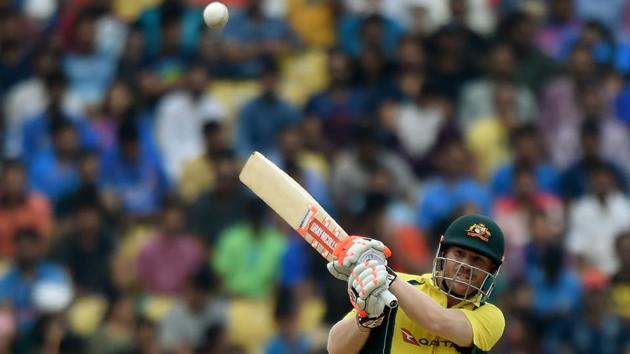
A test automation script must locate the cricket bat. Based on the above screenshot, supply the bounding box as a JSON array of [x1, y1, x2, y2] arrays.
[[239, 151, 398, 308]]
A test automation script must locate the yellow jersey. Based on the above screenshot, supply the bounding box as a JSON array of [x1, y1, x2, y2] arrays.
[[347, 273, 505, 354]]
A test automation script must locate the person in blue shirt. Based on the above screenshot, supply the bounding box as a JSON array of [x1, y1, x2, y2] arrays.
[[526, 245, 583, 354], [491, 124, 560, 197], [417, 138, 491, 233], [146, 11, 193, 87], [21, 72, 97, 163], [101, 119, 169, 217], [28, 119, 82, 205], [219, 2, 299, 78], [559, 120, 628, 199], [304, 50, 371, 147], [137, 0, 204, 59], [62, 9, 117, 108], [559, 285, 629, 354], [264, 288, 310, 354], [338, 13, 403, 59], [0, 228, 71, 332], [235, 63, 300, 157]]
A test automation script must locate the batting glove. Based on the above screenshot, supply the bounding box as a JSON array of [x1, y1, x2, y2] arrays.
[[347, 260, 397, 327], [327, 236, 392, 281]]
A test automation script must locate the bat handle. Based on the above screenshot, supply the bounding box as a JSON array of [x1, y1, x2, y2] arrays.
[[357, 250, 398, 308], [380, 289, 398, 308]]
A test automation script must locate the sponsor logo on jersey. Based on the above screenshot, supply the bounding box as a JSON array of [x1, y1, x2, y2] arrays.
[[401, 328, 457, 347]]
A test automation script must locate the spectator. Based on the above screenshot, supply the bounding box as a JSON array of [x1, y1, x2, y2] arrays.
[[523, 209, 564, 275], [0, 305, 15, 354], [566, 163, 630, 275], [139, 4, 201, 90], [53, 200, 114, 296], [526, 246, 583, 353], [19, 312, 84, 354], [304, 50, 371, 147], [551, 82, 630, 178], [116, 29, 147, 81], [159, 266, 227, 352], [458, 43, 537, 132], [121, 316, 160, 354], [219, 1, 299, 78], [388, 70, 453, 178], [534, 0, 582, 60], [298, 116, 334, 175], [156, 62, 226, 180], [20, 71, 97, 163], [0, 228, 71, 332], [416, 138, 491, 234], [560, 120, 628, 199], [62, 8, 118, 109], [137, 0, 204, 59], [0, 11, 33, 95], [494, 166, 564, 278], [92, 81, 158, 159], [576, 0, 627, 36], [264, 288, 310, 354], [425, 0, 488, 101], [179, 121, 230, 203], [354, 46, 397, 104], [568, 20, 623, 71], [465, 82, 521, 180], [136, 198, 204, 295], [86, 293, 136, 354], [611, 232, 630, 320], [395, 35, 426, 74], [3, 47, 81, 157], [188, 151, 249, 247], [491, 124, 560, 197], [539, 44, 598, 168], [338, 12, 403, 59], [28, 119, 82, 205], [235, 63, 300, 157], [101, 119, 169, 217], [55, 150, 106, 221], [497, 11, 558, 91], [194, 323, 234, 354], [212, 199, 287, 298], [559, 285, 629, 354], [0, 159, 52, 259], [330, 123, 416, 215]]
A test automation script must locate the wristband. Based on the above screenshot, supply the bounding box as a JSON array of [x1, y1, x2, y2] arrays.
[[357, 312, 385, 330]]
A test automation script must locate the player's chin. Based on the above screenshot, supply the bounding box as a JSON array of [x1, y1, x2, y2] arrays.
[[447, 279, 471, 296]]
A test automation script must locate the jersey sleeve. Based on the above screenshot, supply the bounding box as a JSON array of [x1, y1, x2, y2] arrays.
[[459, 303, 505, 352]]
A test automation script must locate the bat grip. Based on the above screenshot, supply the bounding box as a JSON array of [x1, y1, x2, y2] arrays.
[[358, 249, 398, 308], [380, 290, 398, 308]]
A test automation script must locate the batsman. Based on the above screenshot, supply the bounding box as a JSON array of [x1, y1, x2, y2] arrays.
[[327, 214, 505, 353]]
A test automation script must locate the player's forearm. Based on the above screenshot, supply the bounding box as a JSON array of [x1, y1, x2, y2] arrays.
[[390, 278, 472, 347], [327, 315, 370, 354]]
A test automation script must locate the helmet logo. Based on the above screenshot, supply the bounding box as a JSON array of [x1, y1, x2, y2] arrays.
[[466, 223, 491, 242]]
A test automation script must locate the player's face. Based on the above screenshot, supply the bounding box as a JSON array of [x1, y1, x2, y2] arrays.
[[443, 246, 494, 297]]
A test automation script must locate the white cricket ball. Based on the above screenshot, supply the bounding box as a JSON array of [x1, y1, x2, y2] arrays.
[[203, 2, 229, 29]]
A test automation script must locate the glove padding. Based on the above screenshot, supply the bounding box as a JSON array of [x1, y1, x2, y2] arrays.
[[347, 260, 392, 319], [327, 236, 391, 281]]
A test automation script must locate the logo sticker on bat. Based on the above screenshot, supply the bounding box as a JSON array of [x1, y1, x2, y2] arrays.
[[298, 205, 340, 254]]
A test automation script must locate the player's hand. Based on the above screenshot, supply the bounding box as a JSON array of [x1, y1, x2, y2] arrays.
[[326, 236, 391, 281], [347, 260, 397, 322]]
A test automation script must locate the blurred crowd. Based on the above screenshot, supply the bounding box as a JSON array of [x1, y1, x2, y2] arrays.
[[1, 0, 630, 353]]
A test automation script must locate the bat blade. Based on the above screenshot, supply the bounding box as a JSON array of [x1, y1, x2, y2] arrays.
[[239, 152, 346, 261]]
